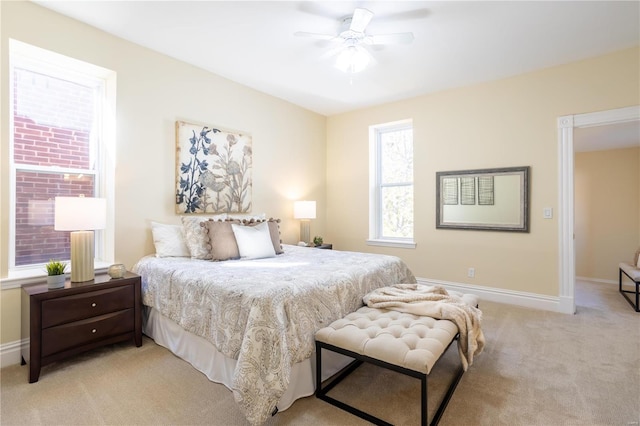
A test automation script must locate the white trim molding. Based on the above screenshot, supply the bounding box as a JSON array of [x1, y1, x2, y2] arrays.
[[557, 105, 640, 315], [0, 338, 27, 368], [1, 264, 109, 290], [576, 276, 617, 285], [557, 114, 576, 314], [366, 239, 416, 249], [417, 277, 561, 312], [573, 106, 640, 128]]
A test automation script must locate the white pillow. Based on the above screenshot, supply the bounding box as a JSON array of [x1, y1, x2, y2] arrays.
[[231, 222, 276, 260], [151, 222, 190, 257]]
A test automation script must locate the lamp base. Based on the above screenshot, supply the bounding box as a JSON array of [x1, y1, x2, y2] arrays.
[[70, 230, 95, 282], [299, 220, 311, 246]]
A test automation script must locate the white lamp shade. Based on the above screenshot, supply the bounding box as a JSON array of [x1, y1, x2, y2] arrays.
[[54, 196, 106, 231], [293, 201, 316, 220]]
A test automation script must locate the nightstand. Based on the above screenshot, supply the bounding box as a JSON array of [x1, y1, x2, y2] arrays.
[[314, 244, 333, 250], [21, 272, 142, 383]]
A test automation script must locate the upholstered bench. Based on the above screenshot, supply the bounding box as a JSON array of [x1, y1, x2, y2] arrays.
[[619, 262, 640, 312], [315, 291, 478, 426]]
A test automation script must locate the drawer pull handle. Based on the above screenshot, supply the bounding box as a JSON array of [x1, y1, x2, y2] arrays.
[[91, 303, 96, 307], [92, 329, 97, 333]]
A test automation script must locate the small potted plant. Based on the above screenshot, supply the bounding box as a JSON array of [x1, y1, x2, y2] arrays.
[[313, 236, 323, 247], [45, 260, 67, 289]]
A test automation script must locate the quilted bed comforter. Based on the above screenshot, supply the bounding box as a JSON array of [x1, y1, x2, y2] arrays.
[[133, 244, 416, 425]]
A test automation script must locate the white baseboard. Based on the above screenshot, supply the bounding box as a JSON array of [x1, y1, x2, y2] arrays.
[[576, 276, 617, 285], [416, 277, 562, 313], [0, 338, 27, 368]]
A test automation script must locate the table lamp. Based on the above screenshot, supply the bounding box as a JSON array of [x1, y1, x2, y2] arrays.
[[293, 200, 316, 246], [54, 196, 106, 282]]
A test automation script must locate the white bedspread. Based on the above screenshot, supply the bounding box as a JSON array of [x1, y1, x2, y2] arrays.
[[133, 244, 416, 425]]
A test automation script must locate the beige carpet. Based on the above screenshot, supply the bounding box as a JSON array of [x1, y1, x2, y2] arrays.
[[1, 279, 638, 425]]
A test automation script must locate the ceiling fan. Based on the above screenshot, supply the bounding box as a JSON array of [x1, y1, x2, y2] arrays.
[[294, 8, 414, 74]]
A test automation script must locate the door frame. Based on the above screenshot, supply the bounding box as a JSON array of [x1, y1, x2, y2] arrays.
[[557, 105, 640, 314]]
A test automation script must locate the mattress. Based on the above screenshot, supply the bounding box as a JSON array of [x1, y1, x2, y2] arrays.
[[133, 244, 416, 424]]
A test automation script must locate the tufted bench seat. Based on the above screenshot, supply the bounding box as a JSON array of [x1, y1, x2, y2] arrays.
[[315, 291, 479, 426], [619, 262, 640, 312]]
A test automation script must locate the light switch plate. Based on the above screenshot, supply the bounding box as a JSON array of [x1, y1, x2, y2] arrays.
[[543, 207, 553, 219]]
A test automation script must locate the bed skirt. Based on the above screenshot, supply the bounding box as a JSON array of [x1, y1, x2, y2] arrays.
[[142, 306, 352, 413]]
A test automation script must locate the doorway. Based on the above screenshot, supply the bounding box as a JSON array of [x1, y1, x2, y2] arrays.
[[558, 105, 640, 314]]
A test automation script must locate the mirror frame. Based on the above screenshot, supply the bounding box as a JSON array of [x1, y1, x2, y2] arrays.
[[436, 166, 530, 232]]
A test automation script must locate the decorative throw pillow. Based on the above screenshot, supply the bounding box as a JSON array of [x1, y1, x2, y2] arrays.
[[238, 218, 283, 255], [181, 215, 227, 259], [231, 221, 276, 259], [204, 219, 242, 261], [151, 222, 190, 257], [265, 219, 284, 255]]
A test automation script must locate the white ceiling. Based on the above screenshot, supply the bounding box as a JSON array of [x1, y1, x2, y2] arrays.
[[34, 1, 639, 117], [574, 121, 640, 153]]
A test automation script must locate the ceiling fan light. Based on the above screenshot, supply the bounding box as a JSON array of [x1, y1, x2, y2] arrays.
[[334, 46, 370, 74]]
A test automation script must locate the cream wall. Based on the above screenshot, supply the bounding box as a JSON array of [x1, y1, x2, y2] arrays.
[[326, 47, 639, 297], [575, 147, 640, 281], [1, 1, 639, 352], [0, 2, 326, 346]]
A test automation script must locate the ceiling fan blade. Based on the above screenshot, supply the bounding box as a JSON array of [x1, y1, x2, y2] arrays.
[[294, 31, 337, 41], [350, 8, 374, 33], [367, 32, 414, 45]]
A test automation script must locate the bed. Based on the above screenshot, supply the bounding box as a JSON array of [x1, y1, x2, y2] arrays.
[[133, 244, 416, 425]]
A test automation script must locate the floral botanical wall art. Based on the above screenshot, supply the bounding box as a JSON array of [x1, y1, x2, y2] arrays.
[[176, 121, 252, 213]]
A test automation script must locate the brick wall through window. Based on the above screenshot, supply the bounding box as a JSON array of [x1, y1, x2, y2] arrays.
[[13, 67, 97, 266]]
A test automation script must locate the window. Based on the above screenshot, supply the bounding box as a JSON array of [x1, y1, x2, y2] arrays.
[[368, 120, 415, 248], [8, 40, 115, 276]]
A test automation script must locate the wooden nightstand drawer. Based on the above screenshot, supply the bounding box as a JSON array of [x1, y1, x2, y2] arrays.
[[41, 286, 134, 329], [41, 309, 134, 357]]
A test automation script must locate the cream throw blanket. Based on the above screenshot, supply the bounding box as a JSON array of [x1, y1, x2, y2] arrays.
[[363, 284, 485, 371]]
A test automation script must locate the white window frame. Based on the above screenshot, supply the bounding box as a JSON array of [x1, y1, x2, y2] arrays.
[[367, 119, 416, 249], [4, 40, 116, 287]]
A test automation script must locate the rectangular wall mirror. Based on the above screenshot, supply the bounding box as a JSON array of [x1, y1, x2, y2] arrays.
[[436, 166, 530, 232]]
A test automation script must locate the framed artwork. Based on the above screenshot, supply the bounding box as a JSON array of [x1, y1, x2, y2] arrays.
[[175, 121, 252, 214], [442, 177, 458, 205], [460, 177, 476, 205], [478, 175, 495, 205]]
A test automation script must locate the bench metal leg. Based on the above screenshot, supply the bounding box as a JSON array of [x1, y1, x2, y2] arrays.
[[430, 363, 464, 426], [316, 340, 463, 426], [619, 267, 640, 312]]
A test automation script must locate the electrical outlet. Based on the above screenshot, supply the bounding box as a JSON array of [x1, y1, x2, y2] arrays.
[[468, 268, 475, 278]]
